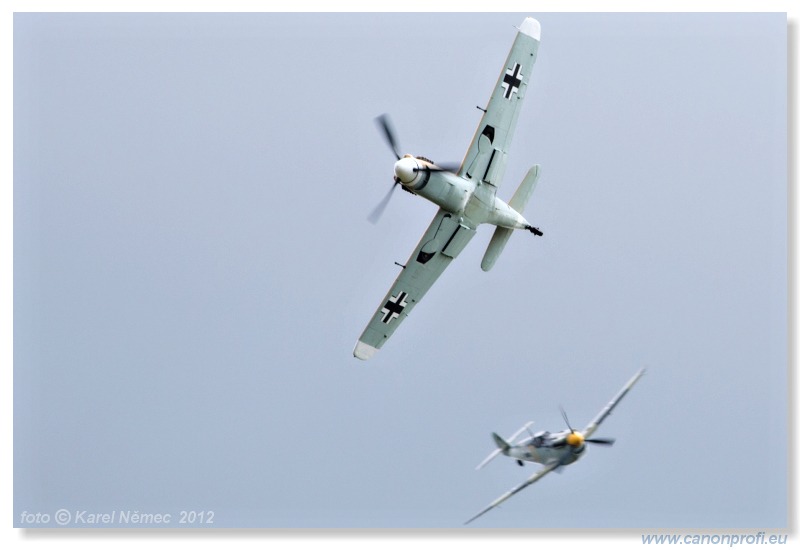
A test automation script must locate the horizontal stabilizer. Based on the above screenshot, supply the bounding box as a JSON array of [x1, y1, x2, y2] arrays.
[[481, 165, 540, 271], [481, 227, 513, 272], [509, 164, 540, 212], [475, 421, 534, 470]]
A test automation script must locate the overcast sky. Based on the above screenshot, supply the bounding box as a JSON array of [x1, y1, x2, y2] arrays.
[[13, 12, 787, 529]]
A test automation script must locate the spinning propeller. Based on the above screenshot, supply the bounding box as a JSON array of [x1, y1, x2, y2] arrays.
[[368, 114, 459, 224], [376, 114, 401, 161], [465, 368, 645, 525], [559, 406, 615, 447]]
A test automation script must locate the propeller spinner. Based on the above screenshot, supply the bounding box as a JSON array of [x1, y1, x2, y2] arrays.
[[368, 114, 459, 224], [560, 406, 615, 447]]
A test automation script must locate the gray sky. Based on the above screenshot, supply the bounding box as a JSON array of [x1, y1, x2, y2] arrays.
[[13, 12, 787, 529]]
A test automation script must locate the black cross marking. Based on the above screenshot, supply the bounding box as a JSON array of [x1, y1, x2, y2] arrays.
[[380, 291, 408, 324], [502, 63, 523, 99]]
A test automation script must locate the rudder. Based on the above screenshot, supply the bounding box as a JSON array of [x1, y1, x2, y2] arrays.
[[480, 165, 541, 271], [492, 432, 511, 451]]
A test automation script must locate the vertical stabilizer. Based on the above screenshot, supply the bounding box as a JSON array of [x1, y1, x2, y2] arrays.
[[491, 432, 511, 451], [481, 165, 541, 271]]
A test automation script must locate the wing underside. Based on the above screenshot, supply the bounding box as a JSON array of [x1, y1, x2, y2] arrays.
[[458, 18, 540, 189], [583, 368, 646, 439], [354, 209, 476, 360], [354, 18, 541, 360], [465, 461, 557, 525]]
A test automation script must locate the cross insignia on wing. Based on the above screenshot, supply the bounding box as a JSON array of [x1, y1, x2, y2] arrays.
[[501, 62, 523, 99], [380, 291, 409, 324]]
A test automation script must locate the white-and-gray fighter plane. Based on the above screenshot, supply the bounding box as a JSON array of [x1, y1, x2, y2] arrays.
[[465, 369, 646, 524], [353, 18, 543, 360]]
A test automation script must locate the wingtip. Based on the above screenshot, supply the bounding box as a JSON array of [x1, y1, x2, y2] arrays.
[[520, 17, 541, 40], [353, 340, 378, 361], [464, 511, 485, 525], [465, 502, 497, 525]]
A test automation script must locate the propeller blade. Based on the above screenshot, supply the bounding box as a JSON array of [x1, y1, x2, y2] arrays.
[[585, 437, 615, 446], [559, 405, 574, 433], [375, 114, 401, 160], [367, 181, 400, 224]]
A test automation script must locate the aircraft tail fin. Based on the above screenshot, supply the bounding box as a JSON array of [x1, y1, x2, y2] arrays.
[[475, 421, 534, 470], [492, 432, 511, 451], [481, 165, 541, 271]]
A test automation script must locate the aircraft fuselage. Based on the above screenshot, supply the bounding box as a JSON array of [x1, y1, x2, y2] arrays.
[[506, 431, 586, 467], [395, 156, 532, 231]]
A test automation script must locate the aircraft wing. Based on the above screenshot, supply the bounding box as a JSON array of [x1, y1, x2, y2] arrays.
[[583, 368, 646, 439], [458, 17, 541, 188], [465, 461, 558, 525], [353, 209, 477, 360]]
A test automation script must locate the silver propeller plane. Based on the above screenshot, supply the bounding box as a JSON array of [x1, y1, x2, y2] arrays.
[[354, 18, 543, 361], [466, 369, 646, 524]]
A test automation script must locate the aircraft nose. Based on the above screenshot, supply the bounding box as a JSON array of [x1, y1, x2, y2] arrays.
[[566, 432, 585, 447], [394, 156, 419, 184]]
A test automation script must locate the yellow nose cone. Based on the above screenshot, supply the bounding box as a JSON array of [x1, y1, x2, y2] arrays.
[[566, 432, 584, 447]]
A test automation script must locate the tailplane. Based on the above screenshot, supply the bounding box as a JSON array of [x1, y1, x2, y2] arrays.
[[475, 421, 534, 470], [508, 164, 540, 212], [481, 165, 541, 271]]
